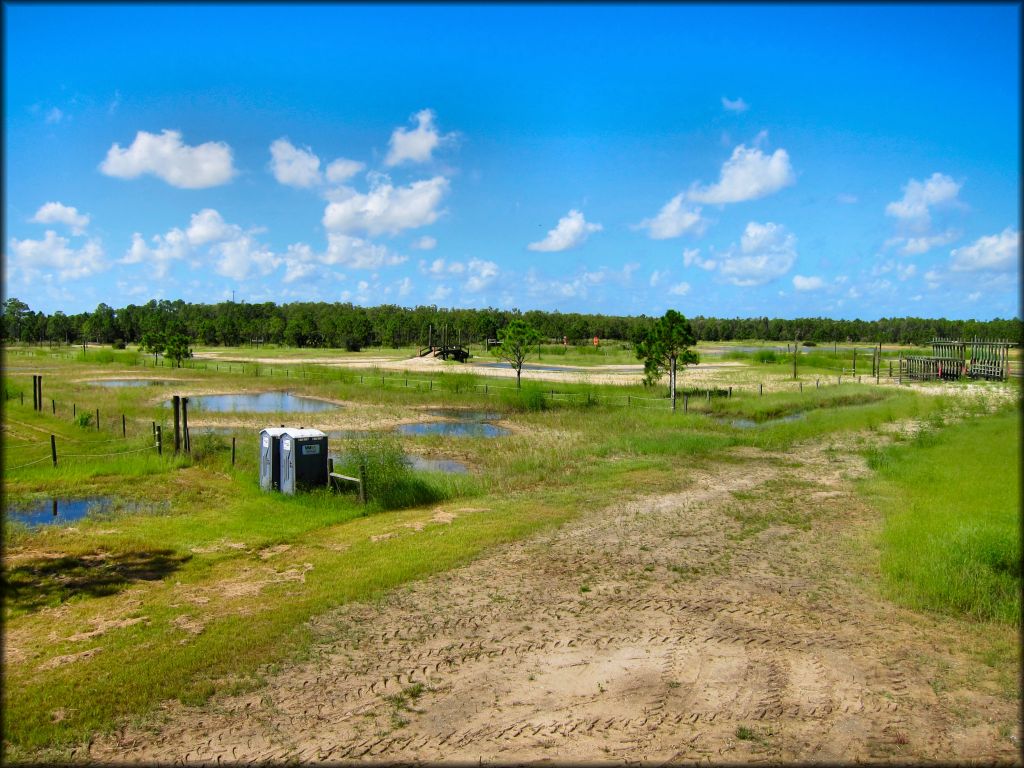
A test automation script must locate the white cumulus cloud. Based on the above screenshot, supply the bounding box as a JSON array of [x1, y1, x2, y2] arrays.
[[721, 96, 749, 113], [668, 282, 691, 296], [31, 202, 90, 235], [213, 236, 280, 281], [465, 258, 499, 293], [100, 129, 236, 188], [323, 176, 449, 236], [123, 229, 190, 278], [324, 234, 407, 269], [9, 231, 107, 281], [885, 173, 961, 225], [528, 209, 602, 252], [688, 144, 795, 204], [186, 208, 240, 246], [718, 222, 797, 286], [412, 235, 437, 250], [386, 109, 454, 166], [950, 228, 1019, 272], [269, 138, 322, 188], [325, 157, 365, 183], [637, 195, 707, 240], [683, 247, 717, 271], [792, 275, 825, 291]]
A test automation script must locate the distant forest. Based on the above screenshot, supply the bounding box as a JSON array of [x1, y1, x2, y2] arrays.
[[2, 297, 1020, 349]]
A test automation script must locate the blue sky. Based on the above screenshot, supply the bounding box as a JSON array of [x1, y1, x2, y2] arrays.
[[4, 3, 1020, 319]]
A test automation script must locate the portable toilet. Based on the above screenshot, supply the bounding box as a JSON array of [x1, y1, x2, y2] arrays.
[[279, 427, 329, 494], [259, 427, 289, 491]]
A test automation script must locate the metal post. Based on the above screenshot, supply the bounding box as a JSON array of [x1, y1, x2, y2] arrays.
[[232, 437, 236, 466], [156, 425, 162, 455], [728, 386, 732, 398], [52, 399, 56, 415], [96, 408, 100, 430], [73, 403, 76, 417], [122, 414, 126, 437], [759, 383, 763, 396], [51, 434, 57, 468]]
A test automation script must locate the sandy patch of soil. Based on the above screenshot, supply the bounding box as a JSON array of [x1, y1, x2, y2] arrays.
[[39, 647, 103, 671], [88, 428, 1018, 763]]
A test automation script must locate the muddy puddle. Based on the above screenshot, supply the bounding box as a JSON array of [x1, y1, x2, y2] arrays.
[[4, 497, 166, 528], [167, 392, 339, 413]]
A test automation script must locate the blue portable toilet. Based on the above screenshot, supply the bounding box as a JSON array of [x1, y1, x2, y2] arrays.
[[259, 427, 289, 491], [279, 427, 329, 494]]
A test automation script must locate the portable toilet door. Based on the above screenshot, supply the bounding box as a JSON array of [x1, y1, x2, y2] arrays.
[[259, 427, 288, 491], [279, 427, 328, 494]]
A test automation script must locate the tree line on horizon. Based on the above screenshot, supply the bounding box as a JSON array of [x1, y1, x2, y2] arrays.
[[1, 297, 1020, 350]]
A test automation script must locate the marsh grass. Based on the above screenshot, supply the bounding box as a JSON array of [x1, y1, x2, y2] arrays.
[[861, 408, 1020, 624]]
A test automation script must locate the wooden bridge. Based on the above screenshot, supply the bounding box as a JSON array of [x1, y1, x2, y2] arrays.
[[418, 323, 471, 363]]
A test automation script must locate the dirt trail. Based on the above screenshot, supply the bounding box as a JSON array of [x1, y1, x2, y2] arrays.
[[90, 434, 1018, 763]]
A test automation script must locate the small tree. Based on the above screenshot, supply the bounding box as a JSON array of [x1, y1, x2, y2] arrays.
[[140, 331, 165, 364], [164, 332, 193, 368], [492, 319, 542, 390], [635, 309, 699, 412]]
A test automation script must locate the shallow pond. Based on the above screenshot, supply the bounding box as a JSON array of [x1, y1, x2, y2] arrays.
[[329, 450, 469, 474], [728, 412, 808, 429], [91, 379, 172, 387], [397, 421, 509, 438], [169, 392, 339, 413], [4, 497, 163, 528]]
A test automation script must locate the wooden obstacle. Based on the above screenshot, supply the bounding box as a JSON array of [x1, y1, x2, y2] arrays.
[[901, 337, 1014, 382]]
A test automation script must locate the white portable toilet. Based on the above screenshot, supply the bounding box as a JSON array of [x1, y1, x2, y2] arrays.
[[279, 427, 329, 494], [259, 427, 289, 491]]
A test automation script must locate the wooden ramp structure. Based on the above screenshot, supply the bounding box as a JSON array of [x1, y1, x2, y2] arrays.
[[418, 323, 471, 362], [902, 337, 1015, 382]]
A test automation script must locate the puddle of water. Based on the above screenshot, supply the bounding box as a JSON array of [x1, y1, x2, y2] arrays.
[[91, 379, 172, 387], [329, 450, 468, 474], [397, 421, 509, 438], [404, 455, 469, 474], [728, 412, 808, 429], [4, 497, 162, 528], [168, 392, 339, 413], [422, 408, 502, 421]]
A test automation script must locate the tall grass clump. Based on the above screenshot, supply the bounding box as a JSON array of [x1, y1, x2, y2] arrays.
[[501, 382, 548, 412], [339, 435, 453, 510], [861, 409, 1020, 625]]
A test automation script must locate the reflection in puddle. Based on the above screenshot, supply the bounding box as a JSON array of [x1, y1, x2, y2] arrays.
[[328, 450, 468, 474], [4, 497, 165, 528], [728, 412, 807, 428], [169, 392, 339, 413], [421, 408, 502, 421], [397, 421, 509, 438]]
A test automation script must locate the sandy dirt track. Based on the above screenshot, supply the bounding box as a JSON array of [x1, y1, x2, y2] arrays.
[[89, 430, 1018, 764]]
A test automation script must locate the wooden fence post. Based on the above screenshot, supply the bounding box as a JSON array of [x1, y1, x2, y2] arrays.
[[122, 414, 126, 437], [96, 408, 100, 430], [51, 434, 57, 468], [232, 437, 236, 466], [172, 396, 181, 454]]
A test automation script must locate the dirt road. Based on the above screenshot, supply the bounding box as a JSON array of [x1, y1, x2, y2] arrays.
[[90, 430, 1019, 763]]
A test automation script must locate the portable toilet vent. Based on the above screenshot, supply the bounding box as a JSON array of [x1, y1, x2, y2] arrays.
[[279, 427, 329, 494], [259, 427, 290, 491]]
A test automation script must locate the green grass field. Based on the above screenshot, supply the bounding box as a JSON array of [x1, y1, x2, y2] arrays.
[[1, 343, 1017, 757], [861, 408, 1021, 625]]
